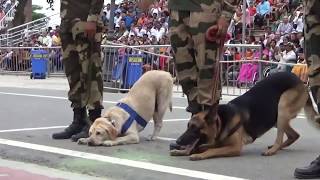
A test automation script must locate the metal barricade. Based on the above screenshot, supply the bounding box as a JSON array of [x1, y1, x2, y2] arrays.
[[101, 44, 179, 93], [0, 44, 307, 98], [221, 44, 263, 96], [0, 47, 32, 75], [0, 46, 63, 77]]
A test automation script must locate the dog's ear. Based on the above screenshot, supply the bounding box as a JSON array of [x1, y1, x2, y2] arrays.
[[106, 125, 118, 140]]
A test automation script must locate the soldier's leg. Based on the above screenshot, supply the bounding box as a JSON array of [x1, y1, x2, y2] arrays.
[[52, 26, 87, 140], [86, 22, 104, 112], [86, 22, 104, 124], [188, 3, 222, 114], [169, 10, 200, 114], [294, 0, 320, 179], [70, 20, 104, 141]]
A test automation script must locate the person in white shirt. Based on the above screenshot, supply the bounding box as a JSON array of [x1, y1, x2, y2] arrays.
[[151, 23, 166, 41], [293, 11, 304, 33], [160, 18, 168, 31], [114, 12, 121, 28], [150, 2, 161, 17], [277, 43, 297, 72], [4, 50, 13, 69], [42, 31, 53, 47], [128, 25, 137, 37], [3, 0, 11, 13], [277, 16, 293, 35], [136, 25, 147, 37], [104, 4, 111, 21]]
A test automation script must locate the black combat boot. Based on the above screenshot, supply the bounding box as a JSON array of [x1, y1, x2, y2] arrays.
[[170, 101, 200, 150], [186, 100, 201, 115], [71, 109, 101, 142], [294, 156, 320, 179], [170, 104, 216, 151], [52, 107, 87, 139]]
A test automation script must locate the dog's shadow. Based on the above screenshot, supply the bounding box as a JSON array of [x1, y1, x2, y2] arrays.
[[242, 145, 310, 158]]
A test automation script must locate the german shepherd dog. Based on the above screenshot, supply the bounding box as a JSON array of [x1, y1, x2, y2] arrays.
[[170, 72, 319, 161]]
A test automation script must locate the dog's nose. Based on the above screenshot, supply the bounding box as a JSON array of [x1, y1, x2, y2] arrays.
[[169, 142, 182, 150]]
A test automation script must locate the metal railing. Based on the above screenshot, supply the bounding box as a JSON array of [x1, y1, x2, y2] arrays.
[[101, 44, 176, 92], [0, 46, 62, 76], [221, 44, 262, 96], [0, 44, 307, 96], [3, 13, 59, 47]]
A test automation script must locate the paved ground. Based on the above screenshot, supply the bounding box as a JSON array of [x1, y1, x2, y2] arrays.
[[0, 75, 319, 180]]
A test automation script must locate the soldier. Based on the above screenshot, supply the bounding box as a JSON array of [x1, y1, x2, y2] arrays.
[[138, 0, 237, 119], [294, 0, 320, 179], [138, 0, 238, 152], [52, 0, 104, 142]]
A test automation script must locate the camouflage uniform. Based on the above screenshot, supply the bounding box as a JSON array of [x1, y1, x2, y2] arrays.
[[60, 0, 104, 110], [52, 0, 104, 141], [169, 0, 238, 112], [294, 0, 320, 178], [305, 0, 320, 111]]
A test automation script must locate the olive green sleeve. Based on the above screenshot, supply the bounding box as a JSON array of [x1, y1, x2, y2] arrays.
[[221, 0, 240, 22], [87, 0, 104, 22]]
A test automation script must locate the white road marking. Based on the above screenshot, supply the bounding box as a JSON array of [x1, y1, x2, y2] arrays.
[[163, 118, 188, 122], [156, 137, 176, 141], [0, 174, 9, 177], [0, 91, 186, 110], [0, 126, 68, 133], [0, 138, 246, 180]]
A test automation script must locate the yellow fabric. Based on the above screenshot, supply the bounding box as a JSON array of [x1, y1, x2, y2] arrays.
[[292, 64, 308, 82]]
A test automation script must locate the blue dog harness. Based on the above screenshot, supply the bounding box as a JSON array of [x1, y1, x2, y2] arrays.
[[116, 103, 148, 134]]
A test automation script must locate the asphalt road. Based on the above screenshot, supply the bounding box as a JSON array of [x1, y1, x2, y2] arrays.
[[0, 87, 319, 180]]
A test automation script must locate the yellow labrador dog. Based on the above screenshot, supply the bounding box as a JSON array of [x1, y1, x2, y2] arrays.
[[78, 70, 173, 146]]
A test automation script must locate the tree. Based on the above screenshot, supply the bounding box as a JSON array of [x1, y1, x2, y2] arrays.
[[32, 5, 46, 21], [12, 0, 32, 27]]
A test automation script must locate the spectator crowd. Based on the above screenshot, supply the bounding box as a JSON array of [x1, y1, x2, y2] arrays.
[[0, 0, 14, 19]]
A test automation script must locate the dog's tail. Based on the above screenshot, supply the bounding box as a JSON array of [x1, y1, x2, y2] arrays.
[[304, 92, 320, 129]]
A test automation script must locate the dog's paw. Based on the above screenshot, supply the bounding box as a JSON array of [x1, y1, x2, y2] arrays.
[[170, 149, 187, 156], [102, 140, 114, 147], [189, 154, 205, 161], [77, 138, 89, 145], [262, 149, 277, 156], [146, 135, 157, 141]]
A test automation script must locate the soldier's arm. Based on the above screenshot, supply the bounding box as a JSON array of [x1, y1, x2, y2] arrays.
[[87, 0, 104, 22]]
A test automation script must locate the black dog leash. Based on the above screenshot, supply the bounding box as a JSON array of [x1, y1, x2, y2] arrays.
[[216, 119, 243, 144]]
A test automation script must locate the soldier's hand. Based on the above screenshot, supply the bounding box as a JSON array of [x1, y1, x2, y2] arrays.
[[216, 16, 228, 38], [84, 21, 97, 40], [206, 25, 219, 42], [137, 0, 154, 12], [206, 16, 228, 43]]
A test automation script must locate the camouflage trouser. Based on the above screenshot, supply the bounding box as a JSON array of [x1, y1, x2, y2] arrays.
[[60, 19, 104, 110], [305, 0, 320, 111], [169, 6, 222, 108]]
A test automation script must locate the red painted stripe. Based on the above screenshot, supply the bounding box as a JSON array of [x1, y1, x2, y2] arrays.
[[0, 167, 65, 180]]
